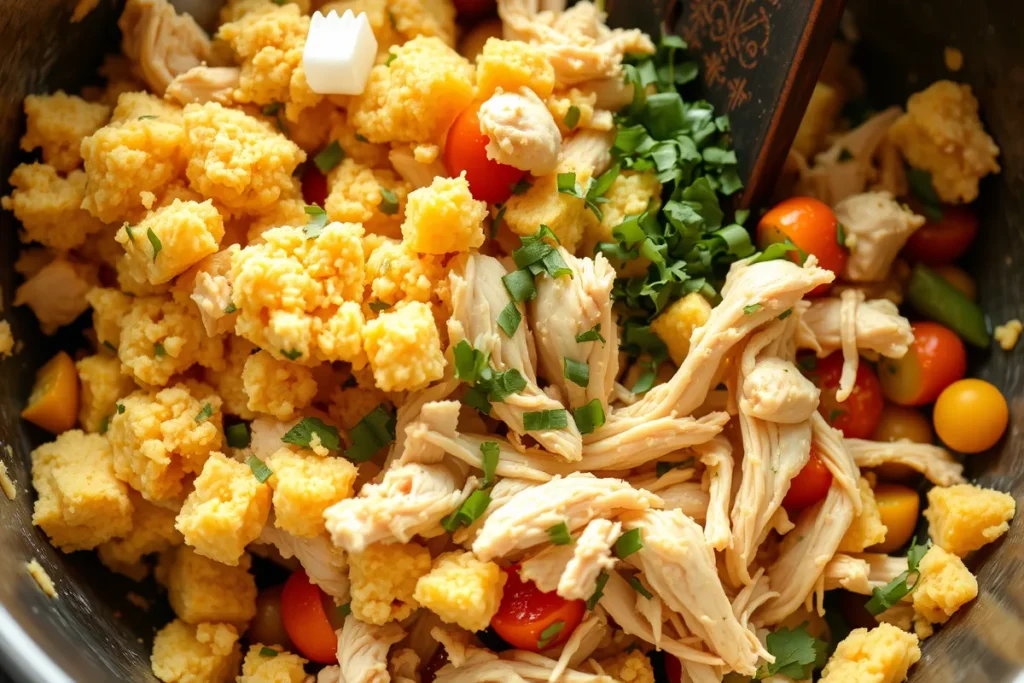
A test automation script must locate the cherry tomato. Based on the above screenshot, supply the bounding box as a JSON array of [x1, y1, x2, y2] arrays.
[[302, 166, 328, 208], [280, 570, 338, 664], [665, 654, 683, 683], [247, 585, 293, 650], [933, 378, 1008, 453], [932, 264, 977, 300], [870, 483, 920, 553], [872, 404, 933, 444], [453, 0, 496, 18], [801, 352, 884, 439], [490, 565, 585, 652], [878, 322, 966, 407], [444, 101, 526, 204], [783, 448, 833, 514], [756, 197, 846, 296], [902, 204, 978, 265]]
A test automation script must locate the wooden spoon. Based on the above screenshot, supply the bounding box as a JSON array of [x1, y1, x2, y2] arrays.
[[608, 0, 847, 209]]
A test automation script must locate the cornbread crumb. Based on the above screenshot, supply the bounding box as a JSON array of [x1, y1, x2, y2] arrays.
[[994, 319, 1022, 350], [26, 559, 57, 598], [0, 459, 15, 500], [944, 47, 963, 72]]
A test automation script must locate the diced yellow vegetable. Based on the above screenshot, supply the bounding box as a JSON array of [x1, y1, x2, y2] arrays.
[[21, 351, 79, 433], [870, 483, 920, 553]]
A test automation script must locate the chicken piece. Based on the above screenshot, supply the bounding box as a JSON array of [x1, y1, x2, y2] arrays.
[[598, 257, 834, 440], [822, 553, 908, 594], [625, 509, 768, 676], [498, 0, 654, 87], [838, 477, 888, 553], [258, 523, 350, 601], [552, 610, 612, 678], [179, 247, 238, 338], [449, 253, 583, 460], [579, 412, 730, 471], [388, 145, 448, 190], [150, 620, 241, 683], [656, 483, 710, 520], [530, 248, 617, 411], [516, 542, 575, 594], [431, 641, 615, 682], [924, 483, 1016, 557], [518, 518, 619, 601], [692, 436, 733, 552], [388, 648, 420, 683], [478, 88, 562, 175], [797, 296, 913, 360], [597, 571, 724, 667], [165, 66, 241, 106], [471, 472, 660, 561], [324, 461, 468, 553], [844, 439, 965, 486], [834, 192, 925, 283], [819, 623, 920, 683], [739, 357, 820, 424], [559, 127, 615, 176], [888, 80, 1000, 204], [794, 107, 903, 207], [336, 616, 406, 683], [118, 0, 213, 95], [757, 413, 860, 624], [14, 258, 97, 334]]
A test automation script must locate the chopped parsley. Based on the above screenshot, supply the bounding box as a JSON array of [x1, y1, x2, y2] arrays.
[[755, 623, 827, 680], [441, 489, 492, 532], [116, 403, 125, 414], [614, 528, 644, 559], [563, 357, 590, 388], [247, 455, 273, 483], [384, 52, 397, 66], [378, 186, 399, 215], [452, 340, 528, 415], [523, 409, 569, 431], [564, 105, 581, 130], [138, 115, 158, 120], [547, 521, 572, 546], [99, 415, 110, 435], [556, 165, 619, 220], [223, 303, 237, 314], [778, 308, 793, 320], [194, 403, 213, 423], [572, 399, 605, 435], [314, 140, 345, 173], [146, 228, 162, 261], [507, 226, 573, 296], [282, 417, 341, 451], [153, 342, 166, 358], [586, 571, 610, 610], [337, 602, 352, 617], [750, 237, 806, 265], [368, 300, 392, 313], [304, 205, 328, 237], [480, 441, 500, 488], [496, 301, 522, 337], [102, 340, 117, 353], [259, 647, 279, 658], [225, 422, 251, 449], [743, 303, 763, 315], [344, 405, 396, 462], [627, 575, 653, 599], [836, 221, 847, 247], [502, 268, 537, 302], [575, 324, 606, 344], [865, 538, 932, 616], [828, 408, 846, 424]]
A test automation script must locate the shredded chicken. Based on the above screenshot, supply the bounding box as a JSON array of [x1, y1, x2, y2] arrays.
[[118, 0, 213, 95], [258, 523, 349, 601], [449, 254, 583, 461], [657, 483, 710, 520], [844, 439, 965, 486], [834, 192, 926, 283], [548, 610, 609, 680], [519, 518, 620, 601], [738, 357, 820, 424], [389, 147, 449, 190], [834, 288, 862, 403], [472, 473, 660, 561], [333, 616, 406, 683], [558, 129, 615, 176], [693, 436, 734, 551], [822, 553, 909, 594], [531, 249, 618, 411], [580, 412, 730, 471], [498, 0, 654, 87], [389, 648, 421, 683], [433, 646, 613, 682], [165, 66, 240, 106], [797, 295, 913, 360], [479, 88, 562, 174], [625, 509, 769, 675]]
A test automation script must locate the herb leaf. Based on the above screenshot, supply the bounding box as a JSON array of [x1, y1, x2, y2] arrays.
[[563, 357, 590, 388], [247, 455, 273, 483], [282, 417, 341, 452], [314, 140, 345, 173], [586, 572, 609, 610], [344, 405, 396, 462], [547, 521, 572, 546], [523, 409, 569, 431], [153, 342, 166, 358], [614, 528, 644, 559], [146, 228, 162, 261], [865, 538, 932, 616], [480, 441, 500, 488], [755, 623, 827, 680], [656, 457, 695, 478], [497, 302, 522, 337], [572, 399, 606, 435], [906, 168, 944, 222], [441, 489, 492, 532], [379, 186, 399, 215], [194, 403, 213, 423], [537, 620, 565, 649], [564, 105, 581, 130], [259, 646, 279, 658], [627, 575, 653, 599], [575, 324, 606, 344]]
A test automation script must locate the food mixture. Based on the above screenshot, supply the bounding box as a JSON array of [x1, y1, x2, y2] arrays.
[[0, 0, 1018, 681]]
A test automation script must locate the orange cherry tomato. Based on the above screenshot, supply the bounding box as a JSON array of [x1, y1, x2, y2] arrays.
[[453, 0, 496, 18], [783, 448, 833, 514], [878, 322, 967, 407], [280, 570, 338, 664], [302, 166, 328, 208], [756, 197, 846, 297], [490, 565, 585, 652], [444, 101, 526, 205], [801, 352, 884, 439], [902, 204, 978, 265]]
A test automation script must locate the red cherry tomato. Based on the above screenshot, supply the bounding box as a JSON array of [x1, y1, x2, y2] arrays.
[[756, 197, 846, 297], [878, 322, 967, 407], [783, 448, 833, 514], [453, 0, 496, 18], [280, 570, 338, 664], [490, 565, 585, 652], [302, 166, 328, 208], [801, 352, 884, 439], [665, 654, 683, 683], [902, 204, 978, 265], [444, 101, 526, 205]]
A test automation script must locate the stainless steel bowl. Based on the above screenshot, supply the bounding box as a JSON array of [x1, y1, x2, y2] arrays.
[[1, 0, 1022, 680]]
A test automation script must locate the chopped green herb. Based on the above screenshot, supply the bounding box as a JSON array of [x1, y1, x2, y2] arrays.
[[906, 168, 944, 222], [837, 147, 854, 162], [452, 340, 528, 414], [99, 415, 110, 435], [378, 186, 399, 215], [368, 300, 392, 313], [225, 423, 251, 449], [259, 647, 279, 658], [510, 179, 532, 195], [656, 457, 695, 478], [837, 221, 847, 248], [338, 602, 352, 617], [572, 399, 606, 435], [223, 303, 237, 314], [564, 105, 581, 130], [354, 133, 369, 143], [828, 408, 846, 423], [124, 223, 135, 241], [563, 357, 590, 388], [282, 417, 341, 451], [102, 340, 117, 353], [146, 228, 162, 261], [750, 238, 806, 265], [547, 521, 572, 546], [441, 489, 492, 532], [614, 528, 644, 559], [586, 571, 609, 610], [247, 455, 273, 483], [314, 140, 345, 173], [281, 348, 302, 360], [575, 324, 606, 344], [755, 623, 828, 680], [304, 205, 328, 237], [511, 226, 573, 281], [480, 441, 500, 488], [116, 403, 125, 414], [345, 405, 396, 462], [778, 308, 793, 320], [537, 620, 565, 649], [194, 403, 213, 423], [743, 303, 763, 315], [627, 575, 653, 599], [556, 166, 619, 221], [865, 538, 932, 616], [502, 268, 537, 302], [523, 409, 569, 431], [384, 52, 397, 66], [497, 302, 522, 337], [153, 342, 166, 358], [630, 365, 656, 395]]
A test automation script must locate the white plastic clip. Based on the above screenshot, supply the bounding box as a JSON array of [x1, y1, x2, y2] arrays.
[[303, 10, 378, 96]]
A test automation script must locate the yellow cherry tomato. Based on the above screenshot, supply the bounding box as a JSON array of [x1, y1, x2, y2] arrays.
[[21, 351, 79, 433], [870, 484, 920, 553], [933, 378, 1008, 453], [932, 265, 977, 301], [871, 404, 932, 481]]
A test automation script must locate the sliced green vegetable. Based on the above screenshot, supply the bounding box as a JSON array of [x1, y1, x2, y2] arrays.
[[905, 263, 990, 348], [865, 538, 931, 615], [225, 423, 251, 449], [282, 417, 341, 451], [547, 521, 572, 546], [614, 528, 643, 559], [655, 457, 695, 478], [497, 302, 522, 337], [523, 409, 568, 431], [345, 405, 396, 462], [575, 324, 606, 344], [480, 441, 500, 488], [314, 140, 345, 173], [537, 621, 565, 649], [586, 572, 609, 610], [147, 228, 162, 261], [563, 358, 590, 388], [564, 105, 581, 130], [627, 575, 653, 599], [378, 186, 399, 215], [441, 489, 491, 532], [247, 455, 273, 483], [194, 403, 213, 423], [572, 399, 605, 435]]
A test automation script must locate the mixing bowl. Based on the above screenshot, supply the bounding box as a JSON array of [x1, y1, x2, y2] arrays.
[[1, 0, 1021, 681]]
